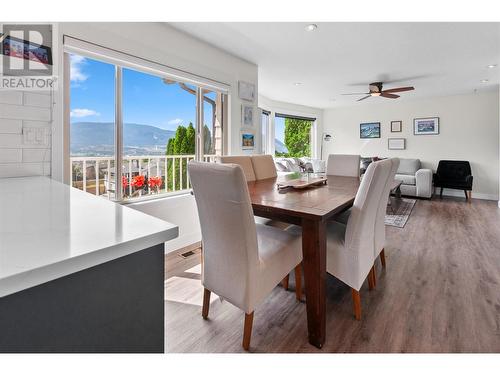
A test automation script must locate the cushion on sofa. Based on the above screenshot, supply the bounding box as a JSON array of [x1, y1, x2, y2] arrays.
[[395, 173, 416, 186], [397, 158, 421, 175]]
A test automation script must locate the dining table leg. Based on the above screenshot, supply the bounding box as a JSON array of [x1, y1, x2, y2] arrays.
[[301, 218, 327, 348]]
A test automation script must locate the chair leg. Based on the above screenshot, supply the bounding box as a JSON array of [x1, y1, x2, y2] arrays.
[[467, 190, 472, 201], [294, 264, 302, 302], [440, 187, 443, 198], [242, 312, 254, 351], [282, 274, 289, 290], [351, 289, 361, 321], [368, 266, 376, 290], [380, 249, 386, 268], [202, 288, 211, 319], [464, 190, 468, 200]]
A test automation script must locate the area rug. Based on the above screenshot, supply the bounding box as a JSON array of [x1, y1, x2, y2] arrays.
[[385, 198, 416, 228]]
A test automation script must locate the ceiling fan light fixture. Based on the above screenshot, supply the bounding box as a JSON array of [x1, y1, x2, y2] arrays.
[[371, 92, 381, 96], [480, 79, 489, 83], [487, 64, 497, 69]]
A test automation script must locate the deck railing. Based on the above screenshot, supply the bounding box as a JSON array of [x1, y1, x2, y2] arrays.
[[70, 154, 216, 199]]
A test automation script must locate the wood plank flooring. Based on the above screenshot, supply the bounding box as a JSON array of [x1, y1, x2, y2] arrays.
[[165, 197, 500, 353]]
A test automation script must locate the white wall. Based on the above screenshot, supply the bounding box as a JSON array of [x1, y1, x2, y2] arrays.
[[0, 91, 52, 177], [258, 95, 324, 157], [323, 91, 499, 200]]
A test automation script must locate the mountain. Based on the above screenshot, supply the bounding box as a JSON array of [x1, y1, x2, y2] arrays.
[[71, 122, 176, 156], [275, 138, 288, 154]]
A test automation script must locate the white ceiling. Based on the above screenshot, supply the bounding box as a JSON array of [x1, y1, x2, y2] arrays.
[[171, 22, 500, 109]]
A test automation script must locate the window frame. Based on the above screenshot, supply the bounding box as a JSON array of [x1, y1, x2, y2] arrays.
[[64, 37, 228, 202]]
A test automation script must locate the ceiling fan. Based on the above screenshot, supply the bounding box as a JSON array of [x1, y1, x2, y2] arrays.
[[342, 82, 414, 101]]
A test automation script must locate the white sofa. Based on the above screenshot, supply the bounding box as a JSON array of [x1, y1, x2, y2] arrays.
[[395, 158, 433, 198], [274, 157, 326, 174]]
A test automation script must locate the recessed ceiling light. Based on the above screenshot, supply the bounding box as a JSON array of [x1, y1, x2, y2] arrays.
[[305, 24, 318, 32], [293, 82, 302, 86], [480, 79, 489, 83], [487, 64, 497, 69]]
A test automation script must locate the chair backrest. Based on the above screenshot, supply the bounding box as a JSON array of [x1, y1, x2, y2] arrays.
[[218, 155, 256, 181], [345, 159, 392, 271], [251, 154, 277, 180], [436, 160, 472, 182], [374, 158, 400, 256], [188, 161, 259, 309], [326, 154, 361, 177]]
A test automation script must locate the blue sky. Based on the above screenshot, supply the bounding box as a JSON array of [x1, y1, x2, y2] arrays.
[[70, 54, 213, 131], [274, 116, 285, 143]]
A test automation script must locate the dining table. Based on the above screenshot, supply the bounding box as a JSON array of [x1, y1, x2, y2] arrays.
[[247, 173, 360, 348]]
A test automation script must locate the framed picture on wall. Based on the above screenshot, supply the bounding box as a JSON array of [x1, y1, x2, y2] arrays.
[[388, 138, 406, 150], [360, 122, 381, 139], [238, 81, 255, 102], [241, 132, 255, 150], [414, 117, 439, 135], [391, 121, 402, 132], [241, 105, 254, 127]]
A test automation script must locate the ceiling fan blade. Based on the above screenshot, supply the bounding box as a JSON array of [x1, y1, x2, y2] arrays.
[[341, 92, 370, 96], [380, 92, 400, 99], [382, 86, 414, 94], [357, 95, 372, 102]]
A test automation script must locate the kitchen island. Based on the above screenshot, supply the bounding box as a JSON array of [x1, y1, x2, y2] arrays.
[[0, 177, 178, 353]]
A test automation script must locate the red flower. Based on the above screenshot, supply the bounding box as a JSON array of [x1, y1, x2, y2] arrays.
[[122, 175, 129, 188], [131, 175, 145, 188], [148, 176, 162, 188]]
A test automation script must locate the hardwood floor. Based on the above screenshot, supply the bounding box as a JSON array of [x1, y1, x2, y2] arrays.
[[165, 197, 500, 353]]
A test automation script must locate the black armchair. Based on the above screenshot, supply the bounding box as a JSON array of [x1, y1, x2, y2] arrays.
[[433, 160, 473, 200]]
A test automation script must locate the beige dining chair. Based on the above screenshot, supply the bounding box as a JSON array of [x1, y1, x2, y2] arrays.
[[217, 155, 256, 182], [325, 159, 392, 320], [374, 158, 400, 272], [251, 154, 278, 180], [188, 161, 303, 350], [326, 154, 361, 177]]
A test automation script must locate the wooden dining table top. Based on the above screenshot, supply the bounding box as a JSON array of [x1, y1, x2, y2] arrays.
[[247, 174, 361, 222]]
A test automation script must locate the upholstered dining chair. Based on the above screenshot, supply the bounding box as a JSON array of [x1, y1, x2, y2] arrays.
[[326, 154, 361, 177], [325, 159, 392, 320], [217, 155, 256, 182], [188, 161, 303, 350], [374, 158, 400, 272], [251, 154, 278, 180]]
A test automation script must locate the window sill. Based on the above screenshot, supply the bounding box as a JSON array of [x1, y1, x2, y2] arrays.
[[120, 190, 193, 206]]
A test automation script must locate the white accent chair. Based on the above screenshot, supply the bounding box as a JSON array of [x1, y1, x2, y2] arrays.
[[325, 159, 392, 320], [188, 161, 303, 351], [374, 158, 400, 272], [326, 154, 361, 177]]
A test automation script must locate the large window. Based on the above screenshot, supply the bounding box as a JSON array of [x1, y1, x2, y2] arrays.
[[67, 49, 226, 201], [274, 113, 314, 158]]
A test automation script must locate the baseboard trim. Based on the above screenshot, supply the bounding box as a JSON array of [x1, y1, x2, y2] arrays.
[[433, 188, 498, 201]]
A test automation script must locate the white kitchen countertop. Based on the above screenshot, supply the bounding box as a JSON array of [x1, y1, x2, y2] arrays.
[[0, 176, 179, 298]]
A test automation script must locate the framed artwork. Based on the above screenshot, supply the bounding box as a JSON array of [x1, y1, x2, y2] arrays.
[[241, 105, 254, 127], [388, 138, 406, 150], [414, 117, 439, 135], [391, 121, 402, 132], [241, 132, 255, 150], [360, 122, 381, 139], [238, 81, 255, 102]]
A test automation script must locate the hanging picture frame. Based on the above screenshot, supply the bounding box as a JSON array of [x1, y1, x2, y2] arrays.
[[391, 121, 402, 132], [241, 104, 254, 127], [414, 117, 439, 135], [238, 81, 255, 102]]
